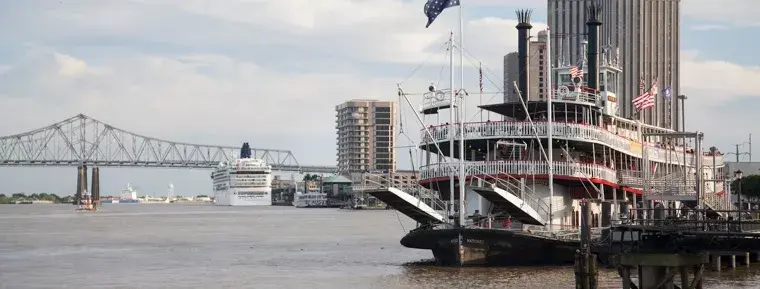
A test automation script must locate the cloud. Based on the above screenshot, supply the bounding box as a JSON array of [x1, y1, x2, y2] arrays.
[[689, 24, 728, 31], [0, 0, 757, 194], [681, 50, 760, 103], [682, 0, 759, 27]]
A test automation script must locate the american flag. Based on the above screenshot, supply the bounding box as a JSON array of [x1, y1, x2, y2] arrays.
[[633, 77, 656, 110], [569, 66, 583, 79], [479, 62, 483, 93], [424, 0, 460, 28]]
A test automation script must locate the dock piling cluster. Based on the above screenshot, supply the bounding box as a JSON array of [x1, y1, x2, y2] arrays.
[[575, 201, 598, 289]]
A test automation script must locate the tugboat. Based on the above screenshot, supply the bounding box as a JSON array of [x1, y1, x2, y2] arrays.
[[76, 189, 96, 212], [360, 3, 728, 266]]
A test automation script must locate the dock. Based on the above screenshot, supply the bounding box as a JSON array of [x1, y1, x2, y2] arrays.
[[584, 207, 760, 289]]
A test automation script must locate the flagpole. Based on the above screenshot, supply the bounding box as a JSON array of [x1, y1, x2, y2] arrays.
[[457, 1, 466, 227], [479, 62, 483, 123], [448, 30, 456, 223], [546, 26, 554, 232]]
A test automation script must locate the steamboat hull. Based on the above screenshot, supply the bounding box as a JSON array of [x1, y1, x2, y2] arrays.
[[401, 228, 580, 266]]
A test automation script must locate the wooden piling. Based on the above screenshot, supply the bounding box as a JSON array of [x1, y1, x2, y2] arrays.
[[575, 200, 598, 289]]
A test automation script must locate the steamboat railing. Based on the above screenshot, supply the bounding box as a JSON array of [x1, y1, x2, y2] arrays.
[[468, 166, 550, 226], [420, 121, 710, 166], [351, 182, 446, 212], [420, 160, 618, 185]]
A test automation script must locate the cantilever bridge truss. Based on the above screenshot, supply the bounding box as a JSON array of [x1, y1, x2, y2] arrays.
[[0, 114, 336, 173]]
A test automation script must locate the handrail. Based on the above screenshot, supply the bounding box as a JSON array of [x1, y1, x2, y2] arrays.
[[420, 121, 716, 166], [420, 160, 619, 185], [467, 166, 550, 225]]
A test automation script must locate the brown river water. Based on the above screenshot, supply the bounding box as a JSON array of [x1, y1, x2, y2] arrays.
[[1, 204, 759, 288]]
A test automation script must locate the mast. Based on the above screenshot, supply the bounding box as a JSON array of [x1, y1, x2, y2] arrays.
[[546, 27, 554, 231], [448, 31, 456, 222], [458, 2, 466, 227]]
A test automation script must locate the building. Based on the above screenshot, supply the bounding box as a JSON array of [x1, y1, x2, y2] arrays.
[[335, 100, 396, 173], [548, 0, 681, 129], [503, 52, 518, 103], [348, 170, 419, 188], [503, 30, 548, 104], [321, 175, 353, 200]]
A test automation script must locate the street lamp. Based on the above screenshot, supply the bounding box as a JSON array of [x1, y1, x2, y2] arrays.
[[735, 169, 744, 231], [677, 95, 687, 132]]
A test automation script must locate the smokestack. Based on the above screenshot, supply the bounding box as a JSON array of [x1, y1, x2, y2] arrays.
[[515, 9, 533, 103], [586, 3, 602, 92]]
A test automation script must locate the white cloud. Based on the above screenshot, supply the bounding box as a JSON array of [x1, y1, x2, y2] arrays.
[[0, 0, 757, 194], [681, 50, 760, 103], [682, 0, 759, 27], [689, 24, 728, 31]]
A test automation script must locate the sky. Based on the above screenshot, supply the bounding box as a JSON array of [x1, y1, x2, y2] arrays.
[[0, 0, 758, 196]]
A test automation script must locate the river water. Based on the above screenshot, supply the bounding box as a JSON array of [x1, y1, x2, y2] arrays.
[[1, 204, 759, 289]]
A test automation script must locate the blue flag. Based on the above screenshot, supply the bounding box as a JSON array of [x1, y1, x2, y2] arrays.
[[424, 0, 460, 28], [662, 85, 672, 99]]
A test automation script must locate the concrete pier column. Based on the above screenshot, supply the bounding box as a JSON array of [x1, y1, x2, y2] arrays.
[[712, 255, 721, 271], [75, 165, 89, 204], [730, 255, 736, 269], [91, 167, 100, 208], [75, 165, 83, 204]]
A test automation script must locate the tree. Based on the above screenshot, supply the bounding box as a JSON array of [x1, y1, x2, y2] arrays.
[[731, 175, 760, 202]]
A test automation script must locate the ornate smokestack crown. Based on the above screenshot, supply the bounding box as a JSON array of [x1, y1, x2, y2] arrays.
[[586, 2, 602, 24], [516, 9, 533, 29]]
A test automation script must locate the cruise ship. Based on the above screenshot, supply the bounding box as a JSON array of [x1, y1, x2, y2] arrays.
[[211, 143, 273, 206], [358, 5, 730, 266]]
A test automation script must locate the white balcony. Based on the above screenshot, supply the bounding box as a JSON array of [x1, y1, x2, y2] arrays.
[[420, 121, 705, 166], [419, 160, 618, 184]]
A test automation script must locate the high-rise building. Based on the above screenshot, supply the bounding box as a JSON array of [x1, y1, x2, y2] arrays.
[[335, 100, 396, 173], [548, 0, 681, 129], [503, 30, 549, 103], [503, 52, 519, 103]]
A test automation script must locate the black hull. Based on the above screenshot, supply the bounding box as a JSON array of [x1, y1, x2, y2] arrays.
[[401, 228, 581, 266]]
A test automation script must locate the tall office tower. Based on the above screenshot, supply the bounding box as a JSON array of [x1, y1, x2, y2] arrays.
[[503, 30, 549, 103], [503, 52, 519, 103], [548, 0, 681, 129], [335, 100, 396, 174]]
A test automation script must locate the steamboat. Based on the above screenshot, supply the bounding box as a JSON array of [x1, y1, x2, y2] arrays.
[[359, 3, 730, 266]]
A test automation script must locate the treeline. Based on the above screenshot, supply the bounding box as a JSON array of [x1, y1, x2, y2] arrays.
[[0, 193, 73, 204]]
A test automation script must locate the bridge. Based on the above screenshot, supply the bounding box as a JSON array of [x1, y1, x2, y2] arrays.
[[0, 114, 337, 173]]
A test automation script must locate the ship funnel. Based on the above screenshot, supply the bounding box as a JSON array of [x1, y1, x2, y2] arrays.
[[240, 142, 252, 159], [515, 9, 533, 103], [586, 3, 602, 92]]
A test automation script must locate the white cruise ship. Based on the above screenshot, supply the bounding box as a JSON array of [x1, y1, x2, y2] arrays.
[[211, 143, 273, 206]]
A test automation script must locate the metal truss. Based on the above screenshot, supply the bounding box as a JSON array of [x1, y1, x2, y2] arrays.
[[0, 114, 336, 173]]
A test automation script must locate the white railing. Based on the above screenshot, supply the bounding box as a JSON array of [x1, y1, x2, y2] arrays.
[[351, 184, 447, 212], [420, 160, 618, 184], [468, 167, 550, 225], [421, 121, 701, 166], [550, 88, 601, 104]]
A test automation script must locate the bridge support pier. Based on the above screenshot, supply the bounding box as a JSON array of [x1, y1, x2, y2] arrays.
[[75, 165, 88, 204], [614, 253, 708, 289], [91, 167, 100, 209]]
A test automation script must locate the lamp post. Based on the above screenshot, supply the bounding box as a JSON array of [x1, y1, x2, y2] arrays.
[[735, 169, 744, 231]]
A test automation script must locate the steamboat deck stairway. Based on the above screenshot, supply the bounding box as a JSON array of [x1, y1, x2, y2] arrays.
[[467, 168, 549, 226], [353, 180, 447, 224]]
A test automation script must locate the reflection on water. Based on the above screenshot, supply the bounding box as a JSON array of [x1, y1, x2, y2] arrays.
[[0, 205, 759, 288]]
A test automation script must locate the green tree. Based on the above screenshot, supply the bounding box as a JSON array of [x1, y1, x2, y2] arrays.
[[731, 175, 760, 202]]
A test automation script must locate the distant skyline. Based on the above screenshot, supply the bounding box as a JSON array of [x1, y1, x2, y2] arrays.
[[0, 0, 758, 195]]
